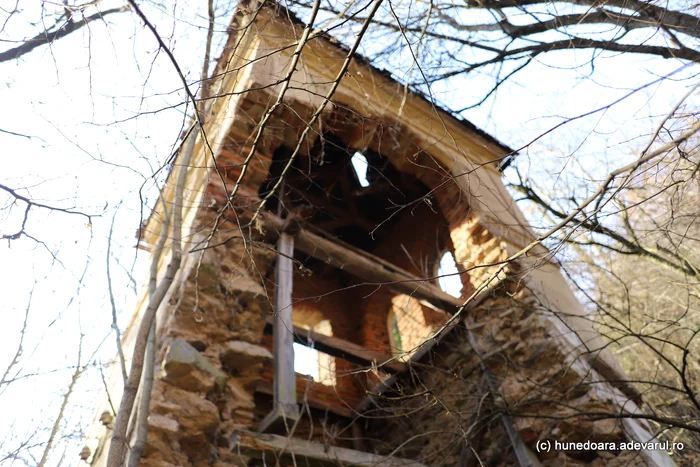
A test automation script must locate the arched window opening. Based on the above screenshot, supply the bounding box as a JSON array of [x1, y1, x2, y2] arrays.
[[351, 151, 370, 187], [437, 251, 462, 298], [313, 320, 336, 386], [387, 310, 403, 356], [388, 295, 431, 357], [293, 342, 319, 380], [292, 320, 336, 386]]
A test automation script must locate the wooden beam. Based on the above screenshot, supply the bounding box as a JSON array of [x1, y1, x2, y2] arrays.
[[264, 317, 406, 373], [464, 329, 542, 467], [255, 380, 355, 419], [229, 430, 430, 467], [260, 232, 299, 433], [262, 213, 515, 416], [262, 212, 463, 314]]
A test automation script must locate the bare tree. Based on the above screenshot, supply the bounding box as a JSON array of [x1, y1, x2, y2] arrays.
[[2, 0, 700, 464], [289, 0, 700, 106]]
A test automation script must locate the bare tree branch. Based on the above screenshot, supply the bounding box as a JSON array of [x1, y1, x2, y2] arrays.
[[0, 6, 128, 63], [0, 183, 94, 241]]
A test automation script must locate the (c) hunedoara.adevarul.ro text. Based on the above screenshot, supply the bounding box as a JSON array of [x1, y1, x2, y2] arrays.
[[535, 439, 684, 454]]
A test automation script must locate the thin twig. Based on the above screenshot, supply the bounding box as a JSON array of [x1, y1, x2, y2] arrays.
[[106, 204, 128, 383]]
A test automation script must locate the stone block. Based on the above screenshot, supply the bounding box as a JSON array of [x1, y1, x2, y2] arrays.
[[143, 431, 187, 466], [162, 338, 227, 391], [157, 385, 221, 451], [140, 454, 182, 467], [194, 263, 221, 293], [151, 400, 180, 415], [226, 379, 257, 410], [220, 340, 272, 375], [149, 414, 180, 436]]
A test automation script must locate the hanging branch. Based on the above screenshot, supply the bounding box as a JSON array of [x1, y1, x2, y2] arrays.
[[0, 281, 33, 391], [106, 204, 128, 383], [105, 0, 226, 462], [37, 332, 85, 467], [0, 183, 93, 241]]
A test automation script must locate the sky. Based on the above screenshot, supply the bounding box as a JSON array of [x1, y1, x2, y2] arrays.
[[0, 2, 219, 463], [0, 0, 697, 464]]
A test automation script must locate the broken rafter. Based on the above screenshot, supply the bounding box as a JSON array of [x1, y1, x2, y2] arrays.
[[464, 326, 542, 467], [230, 430, 430, 467], [355, 284, 504, 412], [355, 320, 461, 413], [262, 212, 464, 314]]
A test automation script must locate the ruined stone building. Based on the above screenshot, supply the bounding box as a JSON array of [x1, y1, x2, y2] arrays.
[[82, 2, 675, 466]]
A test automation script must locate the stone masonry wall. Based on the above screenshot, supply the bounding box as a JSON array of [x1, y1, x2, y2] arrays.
[[140, 218, 277, 466], [128, 89, 297, 465], [128, 89, 379, 465], [365, 284, 648, 466]]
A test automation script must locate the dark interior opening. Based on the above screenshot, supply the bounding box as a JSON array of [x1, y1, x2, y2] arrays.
[[259, 132, 436, 257]]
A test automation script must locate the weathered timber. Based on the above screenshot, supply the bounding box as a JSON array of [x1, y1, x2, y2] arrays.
[[264, 316, 407, 373], [457, 374, 489, 467], [262, 212, 464, 313], [255, 380, 355, 418], [260, 232, 299, 433], [586, 352, 643, 405], [229, 430, 430, 467]]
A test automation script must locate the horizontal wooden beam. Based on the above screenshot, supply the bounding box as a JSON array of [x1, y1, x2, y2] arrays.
[[264, 317, 406, 373], [262, 212, 464, 314], [229, 430, 430, 467], [255, 380, 355, 418]]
